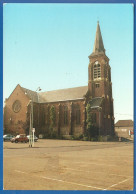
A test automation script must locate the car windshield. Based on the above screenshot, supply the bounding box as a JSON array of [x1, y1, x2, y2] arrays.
[[16, 135, 20, 138]]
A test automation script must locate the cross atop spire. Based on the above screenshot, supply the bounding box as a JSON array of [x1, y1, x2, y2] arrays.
[[93, 21, 105, 54]]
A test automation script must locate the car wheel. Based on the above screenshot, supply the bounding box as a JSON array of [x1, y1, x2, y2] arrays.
[[15, 140, 18, 143]]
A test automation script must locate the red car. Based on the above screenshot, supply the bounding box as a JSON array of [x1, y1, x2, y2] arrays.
[[11, 134, 29, 143], [130, 130, 134, 135]]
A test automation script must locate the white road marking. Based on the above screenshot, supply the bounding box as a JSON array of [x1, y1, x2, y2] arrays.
[[14, 170, 105, 190], [104, 178, 131, 190], [110, 174, 133, 178], [4, 154, 33, 158], [41, 175, 105, 190], [15, 170, 27, 174], [70, 161, 118, 167], [60, 166, 133, 178]]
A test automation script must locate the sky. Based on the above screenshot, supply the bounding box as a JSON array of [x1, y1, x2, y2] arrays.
[[3, 3, 133, 123]]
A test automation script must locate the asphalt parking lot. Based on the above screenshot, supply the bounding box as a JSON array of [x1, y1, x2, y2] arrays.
[[3, 139, 133, 190]]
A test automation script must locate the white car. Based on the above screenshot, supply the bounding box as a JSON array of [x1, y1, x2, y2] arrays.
[[27, 135, 38, 142], [3, 134, 15, 141]]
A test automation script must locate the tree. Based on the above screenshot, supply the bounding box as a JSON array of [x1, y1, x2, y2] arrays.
[[50, 105, 56, 127], [86, 103, 98, 140]]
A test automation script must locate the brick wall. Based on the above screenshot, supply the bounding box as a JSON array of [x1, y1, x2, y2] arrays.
[[115, 126, 133, 138], [88, 53, 114, 135], [33, 100, 86, 137], [4, 85, 30, 135]]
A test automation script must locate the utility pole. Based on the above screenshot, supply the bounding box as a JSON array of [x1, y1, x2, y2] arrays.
[[29, 100, 33, 147], [29, 87, 41, 148]]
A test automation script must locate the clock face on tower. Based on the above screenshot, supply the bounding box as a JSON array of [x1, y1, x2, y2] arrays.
[[95, 61, 99, 65], [12, 100, 21, 113]]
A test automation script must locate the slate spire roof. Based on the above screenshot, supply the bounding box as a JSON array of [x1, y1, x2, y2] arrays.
[[92, 21, 105, 54]]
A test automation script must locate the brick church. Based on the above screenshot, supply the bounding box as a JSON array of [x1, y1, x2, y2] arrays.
[[4, 22, 115, 138]]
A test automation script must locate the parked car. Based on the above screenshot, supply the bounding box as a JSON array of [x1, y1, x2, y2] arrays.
[[27, 135, 38, 142], [3, 134, 15, 141], [130, 130, 134, 135], [11, 134, 29, 143]]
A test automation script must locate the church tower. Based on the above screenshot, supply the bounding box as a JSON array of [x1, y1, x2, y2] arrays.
[[88, 22, 114, 135]]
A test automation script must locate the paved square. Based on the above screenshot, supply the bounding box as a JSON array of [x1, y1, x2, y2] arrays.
[[3, 140, 133, 190]]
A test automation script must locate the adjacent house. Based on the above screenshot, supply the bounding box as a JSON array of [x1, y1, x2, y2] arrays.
[[115, 120, 134, 138]]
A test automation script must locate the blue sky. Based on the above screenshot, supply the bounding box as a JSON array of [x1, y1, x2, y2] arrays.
[[3, 3, 133, 122]]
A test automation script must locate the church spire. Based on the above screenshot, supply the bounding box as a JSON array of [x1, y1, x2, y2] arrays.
[[93, 21, 105, 54]]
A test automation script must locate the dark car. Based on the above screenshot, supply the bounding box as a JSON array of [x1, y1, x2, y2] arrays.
[[3, 134, 15, 141], [27, 135, 38, 142], [11, 134, 29, 143]]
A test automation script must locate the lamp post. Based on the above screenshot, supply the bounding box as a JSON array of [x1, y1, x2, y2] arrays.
[[29, 87, 41, 148], [29, 100, 33, 147]]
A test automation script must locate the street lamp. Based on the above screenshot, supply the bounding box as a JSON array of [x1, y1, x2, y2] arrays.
[[29, 87, 42, 148], [29, 100, 33, 147], [36, 87, 42, 92]]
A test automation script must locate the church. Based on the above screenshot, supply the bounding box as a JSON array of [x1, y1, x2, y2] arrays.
[[4, 22, 115, 138]]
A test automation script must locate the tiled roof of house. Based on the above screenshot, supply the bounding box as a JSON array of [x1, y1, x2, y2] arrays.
[[89, 97, 104, 109], [21, 86, 88, 103], [115, 120, 134, 127]]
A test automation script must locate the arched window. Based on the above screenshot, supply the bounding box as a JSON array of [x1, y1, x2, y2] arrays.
[[75, 104, 80, 125], [50, 105, 56, 126], [93, 62, 101, 79], [104, 67, 107, 78], [41, 106, 45, 125], [64, 106, 68, 125]]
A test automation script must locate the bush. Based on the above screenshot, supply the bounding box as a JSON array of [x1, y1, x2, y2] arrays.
[[79, 134, 84, 139], [71, 134, 84, 140], [107, 135, 119, 142], [51, 131, 58, 139], [90, 137, 98, 141], [83, 136, 89, 141], [98, 136, 104, 142]]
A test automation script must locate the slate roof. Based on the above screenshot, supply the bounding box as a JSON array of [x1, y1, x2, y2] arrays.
[[38, 86, 88, 103], [89, 97, 104, 108], [115, 120, 134, 127], [21, 86, 88, 103]]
